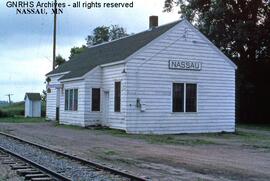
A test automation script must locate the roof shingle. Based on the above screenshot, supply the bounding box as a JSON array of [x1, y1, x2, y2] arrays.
[[46, 20, 181, 80]]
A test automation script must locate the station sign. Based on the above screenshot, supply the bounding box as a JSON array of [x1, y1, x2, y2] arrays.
[[169, 60, 202, 71]]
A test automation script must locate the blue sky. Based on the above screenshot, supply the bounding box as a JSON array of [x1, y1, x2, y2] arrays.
[[0, 0, 179, 102]]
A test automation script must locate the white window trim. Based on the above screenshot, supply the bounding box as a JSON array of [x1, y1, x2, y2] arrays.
[[171, 82, 198, 113], [65, 88, 79, 112]]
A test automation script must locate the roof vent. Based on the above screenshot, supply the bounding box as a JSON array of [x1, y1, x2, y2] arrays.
[[149, 16, 158, 29]]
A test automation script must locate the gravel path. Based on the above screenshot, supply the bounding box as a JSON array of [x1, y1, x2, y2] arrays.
[[0, 135, 127, 181]]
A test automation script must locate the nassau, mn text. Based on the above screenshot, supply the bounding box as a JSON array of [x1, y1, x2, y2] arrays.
[[16, 8, 63, 15]]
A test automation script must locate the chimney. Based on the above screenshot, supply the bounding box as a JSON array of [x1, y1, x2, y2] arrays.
[[149, 16, 158, 29]]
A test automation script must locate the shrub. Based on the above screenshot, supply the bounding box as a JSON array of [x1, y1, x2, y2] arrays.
[[0, 110, 8, 118]]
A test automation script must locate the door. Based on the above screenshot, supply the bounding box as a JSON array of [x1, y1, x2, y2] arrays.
[[56, 89, 60, 121], [103, 91, 109, 125]]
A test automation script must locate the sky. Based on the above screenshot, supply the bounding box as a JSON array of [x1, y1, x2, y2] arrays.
[[0, 0, 179, 102]]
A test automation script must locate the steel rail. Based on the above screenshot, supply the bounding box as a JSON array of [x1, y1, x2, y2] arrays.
[[0, 131, 147, 181], [0, 145, 72, 181]]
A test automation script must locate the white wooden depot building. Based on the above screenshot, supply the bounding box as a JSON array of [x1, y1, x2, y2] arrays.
[[46, 17, 237, 134]]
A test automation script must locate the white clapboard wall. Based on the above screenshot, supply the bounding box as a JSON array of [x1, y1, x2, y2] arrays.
[[125, 20, 236, 134]]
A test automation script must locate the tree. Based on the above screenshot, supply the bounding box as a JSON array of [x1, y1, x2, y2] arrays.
[[69, 45, 87, 60], [164, 0, 270, 124], [110, 25, 129, 40], [67, 25, 129, 62], [86, 25, 128, 46], [86, 26, 110, 46], [41, 90, 47, 103], [55, 54, 66, 67]]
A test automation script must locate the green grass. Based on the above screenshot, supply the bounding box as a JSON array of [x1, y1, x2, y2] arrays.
[[0, 102, 24, 111], [103, 150, 117, 156], [52, 123, 270, 149], [237, 124, 270, 131], [94, 127, 216, 146], [0, 101, 46, 118], [54, 124, 85, 130], [0, 102, 24, 117], [0, 116, 46, 123]]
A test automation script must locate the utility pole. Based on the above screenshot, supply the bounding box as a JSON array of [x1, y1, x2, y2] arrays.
[[6, 94, 13, 104], [52, 0, 57, 70]]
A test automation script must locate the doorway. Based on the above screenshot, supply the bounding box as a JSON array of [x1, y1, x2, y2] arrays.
[[56, 88, 60, 121], [103, 91, 109, 125]]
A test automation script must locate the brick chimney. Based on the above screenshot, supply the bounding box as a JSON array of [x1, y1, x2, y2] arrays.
[[149, 16, 158, 29]]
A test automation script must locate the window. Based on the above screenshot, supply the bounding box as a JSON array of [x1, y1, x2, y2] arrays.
[[65, 89, 78, 111], [114, 82, 121, 112], [186, 84, 197, 112], [92, 88, 100, 111], [172, 83, 197, 113], [173, 83, 184, 112]]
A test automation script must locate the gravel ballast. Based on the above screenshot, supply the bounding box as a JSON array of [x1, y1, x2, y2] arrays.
[[0, 135, 128, 181]]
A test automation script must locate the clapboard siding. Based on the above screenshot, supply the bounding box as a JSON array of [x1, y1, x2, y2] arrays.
[[125, 20, 235, 134], [84, 67, 102, 126], [46, 75, 63, 120], [102, 64, 127, 130]]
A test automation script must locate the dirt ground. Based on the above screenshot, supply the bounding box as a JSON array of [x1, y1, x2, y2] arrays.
[[0, 122, 270, 181]]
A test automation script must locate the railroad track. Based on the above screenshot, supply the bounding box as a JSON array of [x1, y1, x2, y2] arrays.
[[0, 132, 147, 181], [0, 147, 71, 181]]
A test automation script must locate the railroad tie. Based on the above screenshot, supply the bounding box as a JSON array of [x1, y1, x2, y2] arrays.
[[0, 155, 9, 158], [25, 173, 49, 179], [11, 165, 31, 169], [16, 168, 41, 176], [2, 160, 16, 164], [31, 177, 53, 181]]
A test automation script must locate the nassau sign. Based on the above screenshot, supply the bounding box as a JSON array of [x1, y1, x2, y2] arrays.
[[168, 60, 202, 71]]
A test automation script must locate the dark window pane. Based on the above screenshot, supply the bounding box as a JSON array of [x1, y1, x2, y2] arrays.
[[114, 82, 121, 112], [69, 89, 73, 111], [186, 84, 197, 112], [92, 88, 100, 111], [74, 89, 78, 111], [65, 90, 69, 110], [173, 83, 184, 112]]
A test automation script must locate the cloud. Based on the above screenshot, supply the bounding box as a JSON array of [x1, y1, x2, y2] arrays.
[[0, 0, 179, 101]]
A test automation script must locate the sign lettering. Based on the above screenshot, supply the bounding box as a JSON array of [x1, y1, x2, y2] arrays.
[[169, 60, 202, 71]]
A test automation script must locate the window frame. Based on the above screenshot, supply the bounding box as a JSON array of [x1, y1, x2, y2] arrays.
[[91, 88, 101, 112], [185, 83, 197, 112], [172, 83, 185, 112], [64, 88, 78, 111], [171, 82, 198, 113], [114, 81, 121, 112]]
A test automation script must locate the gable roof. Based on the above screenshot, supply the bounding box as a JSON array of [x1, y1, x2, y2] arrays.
[[46, 20, 181, 80], [25, 93, 41, 101]]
